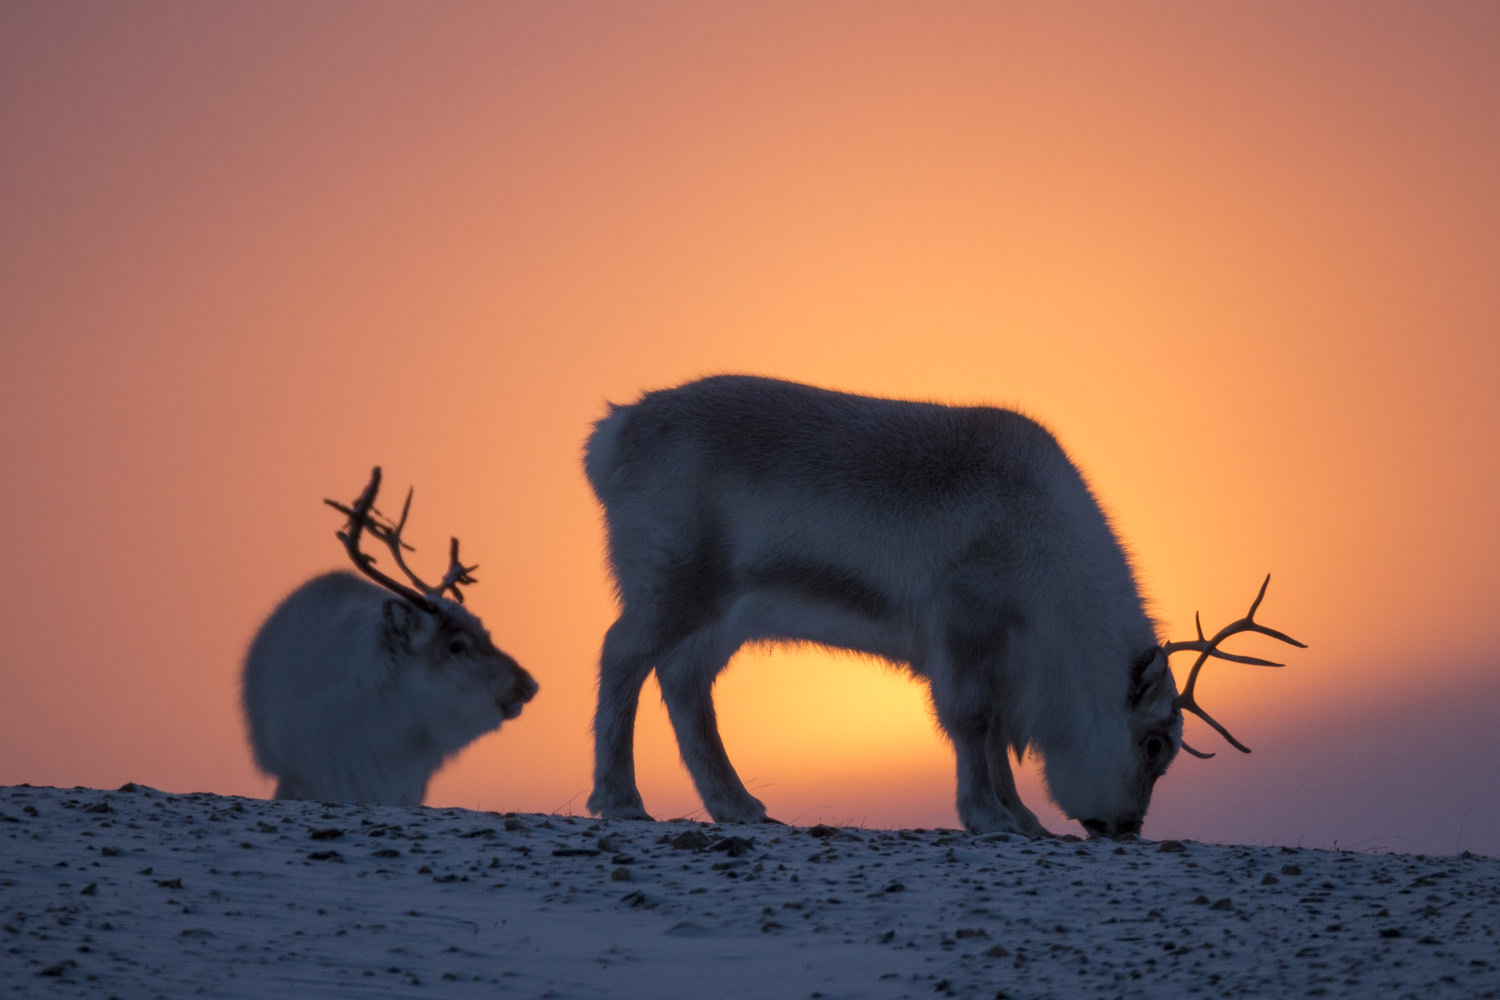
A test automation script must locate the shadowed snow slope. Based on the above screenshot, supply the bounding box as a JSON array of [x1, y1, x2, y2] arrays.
[[2, 784, 1496, 998]]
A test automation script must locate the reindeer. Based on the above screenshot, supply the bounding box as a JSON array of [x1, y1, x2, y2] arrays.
[[583, 375, 1302, 838], [242, 468, 537, 806]]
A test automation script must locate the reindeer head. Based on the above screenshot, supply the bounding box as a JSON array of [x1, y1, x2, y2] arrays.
[[1070, 576, 1305, 840], [1039, 642, 1181, 840], [328, 467, 538, 735]]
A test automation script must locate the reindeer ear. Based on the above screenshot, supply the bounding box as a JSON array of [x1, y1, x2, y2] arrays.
[[381, 599, 426, 652], [1128, 648, 1169, 707]]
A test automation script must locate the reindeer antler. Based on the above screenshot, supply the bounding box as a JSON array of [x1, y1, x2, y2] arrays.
[[1163, 575, 1305, 759], [325, 467, 480, 609]]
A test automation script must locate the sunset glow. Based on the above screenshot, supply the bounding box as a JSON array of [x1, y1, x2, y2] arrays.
[[2, 3, 1497, 854]]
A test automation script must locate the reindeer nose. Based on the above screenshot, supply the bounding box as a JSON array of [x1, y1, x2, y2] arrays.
[[516, 670, 539, 702], [1081, 816, 1142, 840], [492, 663, 538, 720]]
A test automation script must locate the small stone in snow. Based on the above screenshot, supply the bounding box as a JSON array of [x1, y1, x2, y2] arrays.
[[712, 836, 755, 857], [36, 959, 78, 978], [668, 831, 712, 851]]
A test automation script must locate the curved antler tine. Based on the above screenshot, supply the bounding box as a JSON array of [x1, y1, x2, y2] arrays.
[[1205, 651, 1287, 667], [326, 467, 437, 612], [325, 469, 482, 613], [324, 466, 383, 570], [1172, 650, 1255, 756], [432, 537, 479, 604], [1247, 573, 1271, 616], [1176, 654, 1254, 753], [1250, 624, 1307, 650], [391, 488, 416, 549], [352, 466, 382, 519], [1177, 649, 1208, 703], [381, 489, 435, 594], [1185, 702, 1253, 754], [324, 468, 381, 536], [1160, 612, 1208, 658], [1245, 575, 1307, 649], [1166, 574, 1304, 756]]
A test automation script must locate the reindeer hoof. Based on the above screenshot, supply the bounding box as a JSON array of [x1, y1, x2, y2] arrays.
[[704, 798, 769, 825], [588, 790, 653, 822]]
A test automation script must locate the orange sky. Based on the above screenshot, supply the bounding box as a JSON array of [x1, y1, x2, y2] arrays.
[[2, 3, 1497, 854]]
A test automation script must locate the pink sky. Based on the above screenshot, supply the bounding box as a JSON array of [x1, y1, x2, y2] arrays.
[[2, 3, 1497, 854]]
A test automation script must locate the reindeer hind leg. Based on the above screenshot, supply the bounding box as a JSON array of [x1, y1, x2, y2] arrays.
[[655, 630, 768, 824], [588, 615, 657, 820]]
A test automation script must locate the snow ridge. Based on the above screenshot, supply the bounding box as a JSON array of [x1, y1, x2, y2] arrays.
[[2, 784, 1496, 998]]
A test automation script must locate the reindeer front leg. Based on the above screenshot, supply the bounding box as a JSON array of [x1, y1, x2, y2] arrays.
[[927, 647, 1043, 837], [939, 711, 1037, 835], [985, 716, 1048, 837]]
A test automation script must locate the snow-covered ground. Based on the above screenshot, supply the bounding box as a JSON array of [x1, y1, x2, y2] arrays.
[[2, 784, 1496, 999]]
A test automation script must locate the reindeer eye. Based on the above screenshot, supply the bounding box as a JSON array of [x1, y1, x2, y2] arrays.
[[448, 637, 469, 656], [1143, 735, 1166, 764]]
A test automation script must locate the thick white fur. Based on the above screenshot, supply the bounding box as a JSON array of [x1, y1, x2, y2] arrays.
[[242, 571, 537, 806], [584, 375, 1182, 838]]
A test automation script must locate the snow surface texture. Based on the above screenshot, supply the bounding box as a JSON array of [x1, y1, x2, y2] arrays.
[[2, 784, 1496, 999]]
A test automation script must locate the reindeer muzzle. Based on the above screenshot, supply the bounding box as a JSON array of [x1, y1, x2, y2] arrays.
[[497, 670, 539, 720], [1081, 815, 1142, 841]]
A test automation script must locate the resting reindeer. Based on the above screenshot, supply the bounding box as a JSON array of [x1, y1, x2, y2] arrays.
[[584, 375, 1302, 839], [242, 467, 537, 806]]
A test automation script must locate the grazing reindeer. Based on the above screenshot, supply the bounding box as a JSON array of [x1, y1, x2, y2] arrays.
[[242, 468, 537, 806], [584, 376, 1302, 838]]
